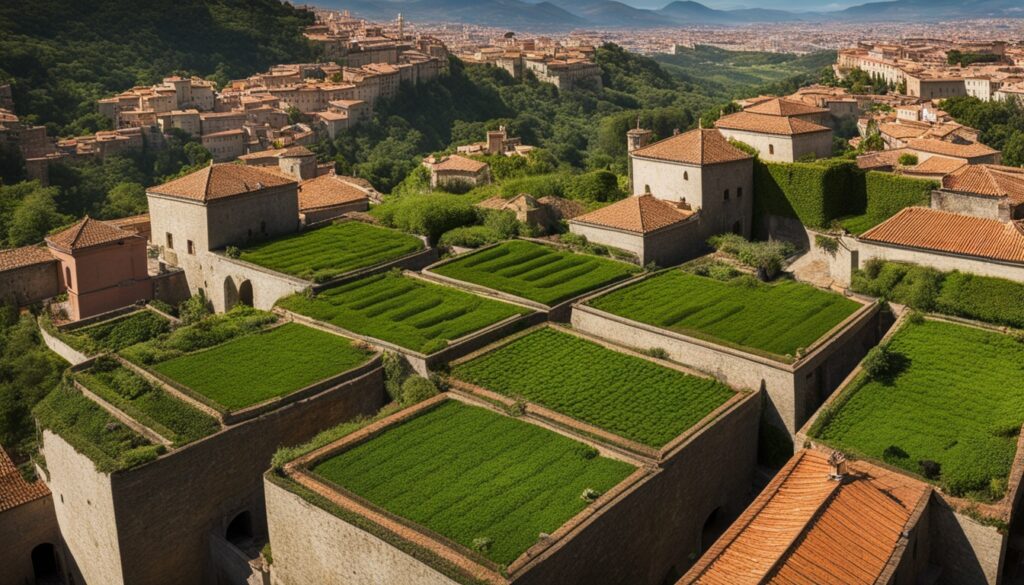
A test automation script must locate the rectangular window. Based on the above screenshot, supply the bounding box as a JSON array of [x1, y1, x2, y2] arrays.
[[737, 187, 743, 198], [187, 240, 195, 255], [166, 233, 174, 249], [723, 189, 730, 201]]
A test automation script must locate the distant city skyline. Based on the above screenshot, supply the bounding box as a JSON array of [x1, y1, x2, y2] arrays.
[[607, 0, 859, 12]]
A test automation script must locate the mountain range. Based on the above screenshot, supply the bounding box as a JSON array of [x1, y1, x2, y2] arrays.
[[316, 0, 1024, 29]]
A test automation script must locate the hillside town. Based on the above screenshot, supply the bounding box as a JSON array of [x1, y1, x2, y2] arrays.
[[3, 3, 1024, 585]]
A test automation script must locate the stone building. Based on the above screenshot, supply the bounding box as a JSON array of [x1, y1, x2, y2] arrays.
[[298, 172, 373, 224], [569, 195, 699, 266], [0, 245, 62, 308], [146, 163, 300, 310], [423, 154, 491, 190], [715, 111, 833, 163], [0, 447, 68, 585], [905, 138, 1002, 165], [932, 164, 1024, 221], [45, 217, 153, 321], [201, 129, 246, 162]]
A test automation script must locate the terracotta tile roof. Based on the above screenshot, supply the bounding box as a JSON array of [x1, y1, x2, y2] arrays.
[[538, 196, 586, 220], [716, 112, 830, 136], [745, 98, 829, 117], [430, 154, 488, 173], [0, 448, 49, 513], [0, 245, 56, 272], [570, 195, 695, 234], [108, 213, 151, 233], [280, 145, 314, 158], [631, 129, 752, 166], [943, 164, 1024, 202], [298, 174, 370, 211], [903, 155, 966, 177], [879, 122, 928, 140], [683, 450, 928, 585], [46, 217, 137, 253], [148, 163, 297, 203], [855, 149, 908, 170], [906, 138, 999, 160], [860, 207, 1024, 264]]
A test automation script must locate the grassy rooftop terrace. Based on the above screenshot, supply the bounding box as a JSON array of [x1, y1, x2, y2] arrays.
[[48, 309, 172, 355], [310, 400, 635, 566], [238, 221, 424, 281], [150, 322, 373, 411], [432, 240, 639, 306], [451, 327, 735, 448], [812, 319, 1024, 502], [277, 272, 530, 354], [587, 270, 861, 361], [75, 357, 219, 446], [34, 385, 162, 473]]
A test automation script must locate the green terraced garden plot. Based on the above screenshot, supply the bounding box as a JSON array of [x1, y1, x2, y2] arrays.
[[238, 221, 424, 281], [77, 361, 219, 446], [311, 401, 634, 565], [432, 240, 639, 306], [588, 271, 860, 360], [813, 320, 1024, 500], [152, 323, 373, 411], [57, 310, 171, 354], [451, 328, 734, 448], [277, 273, 530, 353]]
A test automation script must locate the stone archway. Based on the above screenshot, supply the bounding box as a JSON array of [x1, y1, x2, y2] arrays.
[[699, 507, 727, 554], [223, 277, 239, 311], [31, 542, 60, 584], [237, 280, 253, 307], [226, 511, 253, 546]]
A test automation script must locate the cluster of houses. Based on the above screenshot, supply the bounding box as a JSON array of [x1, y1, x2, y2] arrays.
[[456, 34, 603, 91]]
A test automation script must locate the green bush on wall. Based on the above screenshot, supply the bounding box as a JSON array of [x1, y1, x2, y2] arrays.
[[753, 160, 935, 234]]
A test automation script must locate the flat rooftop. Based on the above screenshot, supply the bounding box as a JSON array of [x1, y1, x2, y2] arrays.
[[587, 269, 861, 362], [238, 221, 424, 282], [811, 318, 1024, 502], [307, 399, 636, 566], [450, 326, 736, 450], [431, 240, 639, 306], [148, 322, 373, 412], [277, 272, 531, 354]]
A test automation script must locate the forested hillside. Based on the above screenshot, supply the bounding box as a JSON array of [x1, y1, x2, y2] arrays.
[[0, 0, 315, 135]]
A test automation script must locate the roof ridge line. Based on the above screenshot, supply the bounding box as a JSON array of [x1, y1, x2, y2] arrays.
[[71, 216, 90, 248]]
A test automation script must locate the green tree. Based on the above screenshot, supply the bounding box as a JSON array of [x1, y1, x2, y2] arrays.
[[5, 182, 68, 246], [100, 182, 147, 218]]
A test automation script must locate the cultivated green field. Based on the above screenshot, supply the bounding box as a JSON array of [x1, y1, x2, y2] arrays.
[[56, 310, 171, 354], [588, 271, 860, 360], [277, 272, 530, 353], [451, 328, 734, 447], [312, 401, 634, 565], [432, 240, 639, 306], [77, 359, 219, 446], [152, 323, 373, 411], [33, 385, 161, 472], [813, 320, 1024, 500], [239, 221, 424, 281]]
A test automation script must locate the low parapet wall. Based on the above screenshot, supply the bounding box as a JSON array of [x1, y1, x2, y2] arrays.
[[570, 292, 881, 435]]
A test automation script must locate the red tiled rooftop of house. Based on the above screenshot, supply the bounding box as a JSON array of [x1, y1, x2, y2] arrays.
[[860, 207, 1024, 264], [429, 154, 488, 173], [906, 138, 999, 160], [571, 195, 695, 234], [0, 245, 56, 272], [905, 156, 967, 177], [681, 450, 929, 585], [630, 129, 752, 166], [942, 164, 1024, 203], [715, 111, 830, 136], [298, 174, 371, 212], [744, 97, 829, 117], [148, 163, 297, 203], [0, 448, 49, 514], [46, 216, 138, 253]]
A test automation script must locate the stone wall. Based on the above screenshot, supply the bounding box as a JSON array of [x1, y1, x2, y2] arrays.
[[0, 494, 65, 585], [44, 367, 387, 585], [265, 479, 461, 585], [38, 324, 90, 366], [207, 254, 309, 313], [931, 190, 1010, 221], [570, 296, 881, 434], [0, 260, 61, 308], [855, 238, 1024, 283], [928, 497, 1005, 585]]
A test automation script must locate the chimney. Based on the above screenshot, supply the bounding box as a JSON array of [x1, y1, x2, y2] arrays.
[[828, 451, 848, 481]]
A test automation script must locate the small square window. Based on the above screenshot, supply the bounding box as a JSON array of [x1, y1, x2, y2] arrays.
[[187, 240, 195, 255]]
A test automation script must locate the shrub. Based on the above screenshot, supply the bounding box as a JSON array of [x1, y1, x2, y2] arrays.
[[564, 170, 625, 203], [371, 194, 479, 244], [178, 290, 211, 325], [148, 299, 177, 317], [708, 233, 794, 281], [580, 488, 601, 502], [918, 459, 941, 480], [381, 352, 408, 402], [438, 225, 502, 248], [644, 347, 669, 360], [898, 153, 919, 166], [225, 246, 241, 259], [499, 174, 567, 199], [481, 209, 521, 239], [559, 232, 588, 248], [400, 376, 439, 405], [815, 234, 839, 255], [862, 344, 900, 380], [472, 537, 493, 553]]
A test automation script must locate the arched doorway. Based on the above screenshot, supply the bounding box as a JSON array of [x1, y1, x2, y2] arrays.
[[226, 511, 253, 546], [223, 277, 238, 311], [32, 543, 60, 584], [699, 507, 727, 554], [237, 280, 253, 307]]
